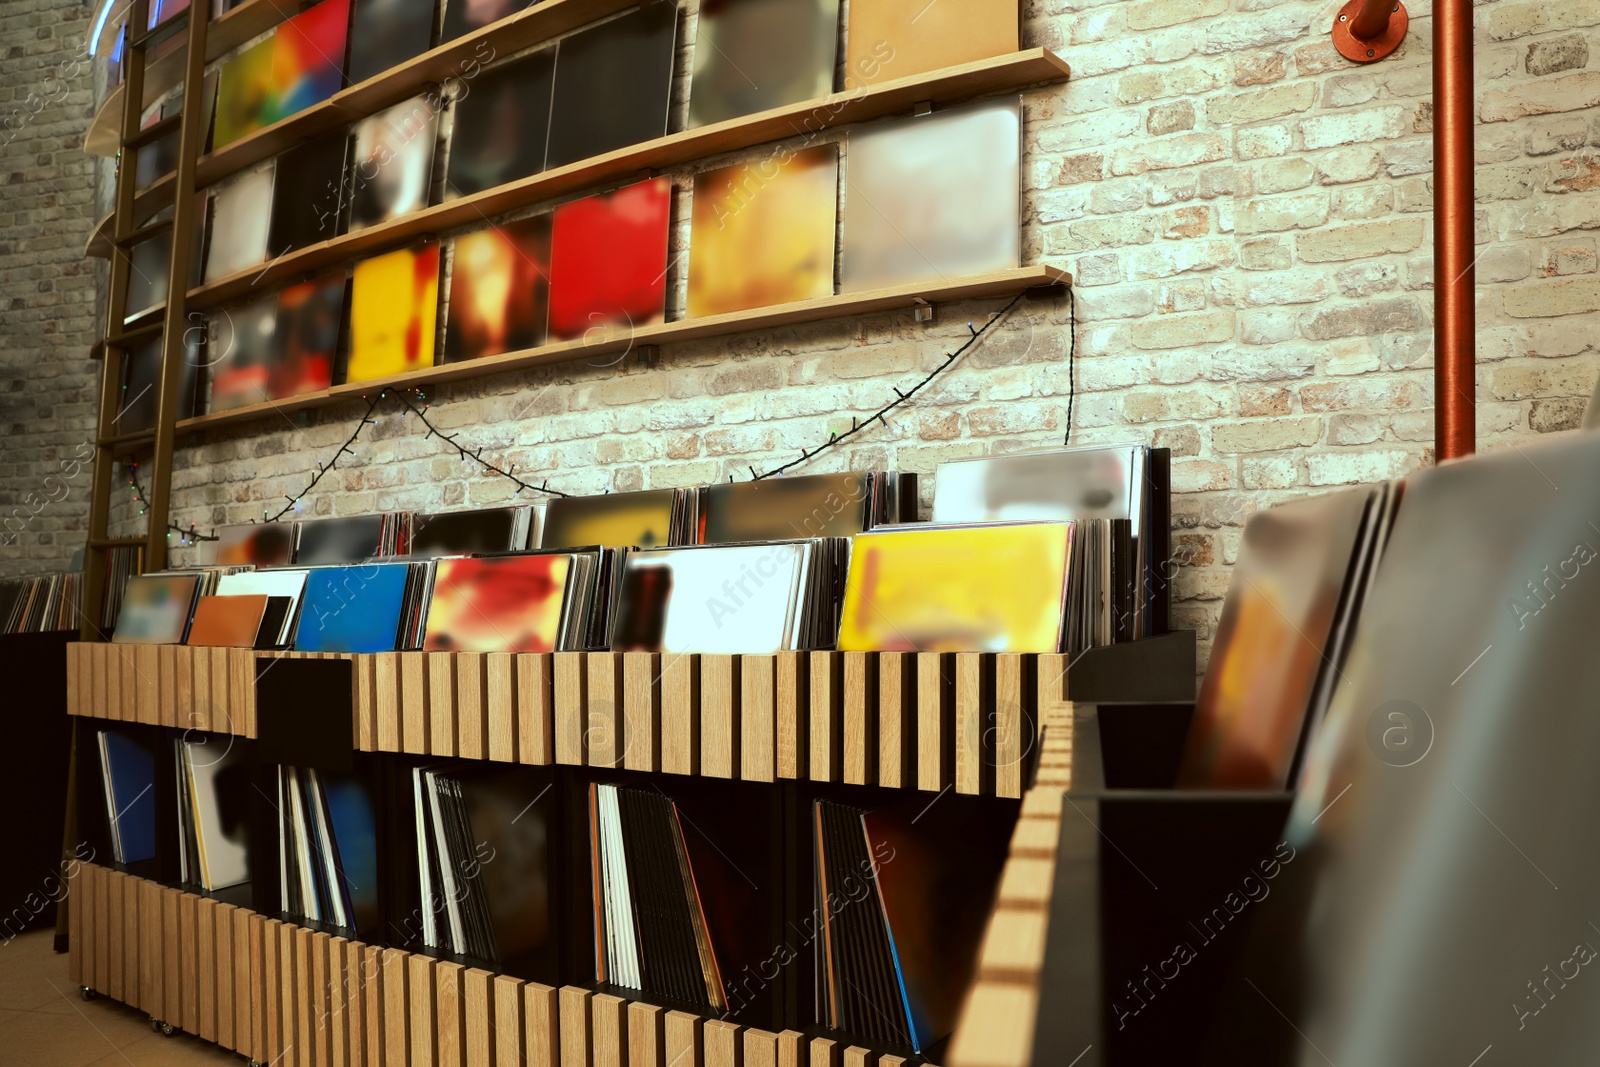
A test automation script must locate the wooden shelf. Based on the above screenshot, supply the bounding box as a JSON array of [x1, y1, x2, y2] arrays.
[[85, 0, 302, 157], [72, 862, 932, 1067], [175, 264, 1071, 433], [68, 643, 1070, 799], [191, 0, 655, 187], [188, 48, 1072, 308]]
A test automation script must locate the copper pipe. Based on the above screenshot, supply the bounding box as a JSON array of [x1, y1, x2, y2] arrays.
[[1351, 0, 1395, 40], [1434, 0, 1475, 460]]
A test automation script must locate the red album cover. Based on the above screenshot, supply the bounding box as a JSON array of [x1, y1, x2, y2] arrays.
[[547, 179, 669, 341]]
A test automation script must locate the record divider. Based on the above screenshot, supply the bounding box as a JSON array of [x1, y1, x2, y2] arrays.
[[65, 637, 1216, 1066]]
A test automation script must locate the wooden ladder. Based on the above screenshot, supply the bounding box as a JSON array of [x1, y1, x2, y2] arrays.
[[81, 0, 212, 639]]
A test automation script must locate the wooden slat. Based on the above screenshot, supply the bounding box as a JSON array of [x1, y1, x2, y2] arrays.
[[211, 647, 231, 734], [80, 863, 99, 993], [364, 944, 387, 1067], [809, 651, 841, 782], [353, 653, 376, 751], [67, 857, 83, 986], [554, 652, 586, 765], [178, 890, 199, 1034], [239, 908, 257, 1058], [703, 1020, 741, 1067], [775, 652, 807, 780], [995, 654, 1031, 799], [435, 961, 466, 1067], [313, 933, 335, 1067], [118, 645, 135, 722], [525, 982, 559, 1067], [591, 993, 627, 1067], [518, 653, 554, 764], [160, 644, 181, 728], [739, 655, 775, 783], [107, 646, 124, 720], [776, 1032, 803, 1067], [457, 654, 488, 760], [487, 653, 517, 761], [383, 948, 410, 1067], [842, 1048, 871, 1067], [409, 954, 438, 1067], [341, 942, 365, 1067], [402, 653, 431, 755], [955, 653, 987, 796], [289, 924, 307, 1067], [744, 1029, 778, 1067], [231, 647, 257, 736], [162, 888, 181, 1024], [586, 652, 625, 769], [184, 50, 1070, 311], [125, 875, 141, 1008], [106, 870, 123, 1002], [808, 1038, 837, 1067], [135, 644, 160, 725], [916, 653, 951, 791], [265, 920, 286, 1067], [495, 974, 524, 1067], [429, 652, 458, 757], [659, 654, 699, 776], [191, 641, 212, 733], [463, 968, 494, 1067], [375, 653, 401, 752], [329, 937, 350, 1067], [558, 986, 591, 1067], [215, 903, 237, 1049], [196, 897, 217, 1041], [64, 643, 81, 718], [842, 653, 875, 786], [664, 1012, 702, 1067], [622, 652, 660, 772], [700, 655, 739, 779], [138, 880, 162, 1016], [627, 1002, 663, 1067]]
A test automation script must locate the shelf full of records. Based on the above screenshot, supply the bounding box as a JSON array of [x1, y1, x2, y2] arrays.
[[0, 571, 84, 634], [76, 707, 1023, 1061], [104, 447, 1169, 658]]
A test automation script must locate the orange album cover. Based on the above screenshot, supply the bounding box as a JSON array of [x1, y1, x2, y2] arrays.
[[186, 593, 270, 647]]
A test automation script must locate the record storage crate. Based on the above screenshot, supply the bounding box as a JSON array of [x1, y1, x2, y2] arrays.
[[65, 644, 1087, 1067]]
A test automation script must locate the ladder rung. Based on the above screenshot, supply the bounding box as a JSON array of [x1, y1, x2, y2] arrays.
[[111, 310, 166, 342], [89, 537, 147, 549], [128, 113, 182, 151], [128, 9, 189, 51], [117, 215, 174, 247], [98, 430, 157, 450]]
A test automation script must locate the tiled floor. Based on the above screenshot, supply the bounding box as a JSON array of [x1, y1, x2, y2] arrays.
[[0, 927, 241, 1066]]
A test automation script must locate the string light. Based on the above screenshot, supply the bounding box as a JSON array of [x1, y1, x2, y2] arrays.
[[127, 288, 1072, 538]]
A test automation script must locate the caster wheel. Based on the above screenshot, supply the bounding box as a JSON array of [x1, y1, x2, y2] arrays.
[[160, 1021, 176, 1037], [149, 1016, 160, 1033], [78, 986, 95, 1001]]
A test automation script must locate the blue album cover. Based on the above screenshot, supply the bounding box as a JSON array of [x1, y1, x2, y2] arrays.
[[101, 730, 157, 865], [294, 564, 410, 652], [322, 773, 380, 935]]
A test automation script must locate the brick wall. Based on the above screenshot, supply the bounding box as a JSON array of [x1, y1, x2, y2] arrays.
[[54, 0, 1600, 667], [0, 0, 102, 579]]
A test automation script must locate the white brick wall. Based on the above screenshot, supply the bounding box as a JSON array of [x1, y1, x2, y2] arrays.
[[16, 0, 1600, 671], [0, 0, 102, 579]]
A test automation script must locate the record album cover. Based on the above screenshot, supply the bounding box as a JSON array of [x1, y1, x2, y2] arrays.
[[687, 0, 838, 127], [422, 554, 571, 653], [688, 144, 837, 317], [347, 243, 439, 382], [547, 180, 669, 341]]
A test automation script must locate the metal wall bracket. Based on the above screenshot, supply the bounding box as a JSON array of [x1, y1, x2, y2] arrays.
[[912, 298, 934, 323], [1332, 0, 1407, 62]]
